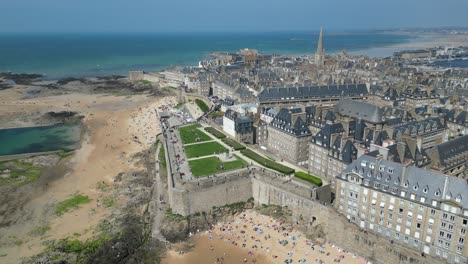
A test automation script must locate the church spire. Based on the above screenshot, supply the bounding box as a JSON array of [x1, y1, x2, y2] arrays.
[[316, 27, 324, 54], [315, 27, 325, 66]]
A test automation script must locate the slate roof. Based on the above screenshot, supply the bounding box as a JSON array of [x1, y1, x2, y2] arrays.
[[269, 108, 311, 137], [390, 117, 444, 139], [312, 123, 344, 148], [224, 109, 254, 133], [336, 99, 385, 124], [434, 135, 468, 167], [258, 84, 368, 103], [341, 155, 468, 211]]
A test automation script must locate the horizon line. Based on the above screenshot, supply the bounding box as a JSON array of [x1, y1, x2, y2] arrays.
[[0, 26, 466, 35]]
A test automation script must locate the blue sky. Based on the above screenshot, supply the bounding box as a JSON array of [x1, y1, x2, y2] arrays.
[[1, 0, 467, 33]]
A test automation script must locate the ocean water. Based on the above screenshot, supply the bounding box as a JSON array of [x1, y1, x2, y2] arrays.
[[0, 123, 81, 156], [0, 32, 412, 79], [433, 59, 468, 68]]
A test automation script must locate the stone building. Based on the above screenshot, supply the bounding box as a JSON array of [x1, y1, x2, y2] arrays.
[[267, 108, 312, 166], [223, 109, 255, 144], [428, 135, 468, 179], [309, 121, 358, 183], [445, 110, 468, 137], [336, 155, 468, 264], [185, 75, 210, 96], [386, 117, 447, 152], [258, 84, 368, 107], [212, 79, 238, 99]]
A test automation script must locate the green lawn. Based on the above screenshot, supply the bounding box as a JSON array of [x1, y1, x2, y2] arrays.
[[294, 172, 323, 186], [185, 141, 227, 158], [189, 156, 247, 177], [240, 149, 295, 174], [222, 138, 246, 150], [178, 124, 212, 144], [204, 127, 226, 139], [195, 99, 209, 112], [158, 144, 167, 178]]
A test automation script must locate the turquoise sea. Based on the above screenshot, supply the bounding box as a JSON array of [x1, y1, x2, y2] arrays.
[[0, 32, 413, 79], [0, 123, 81, 156]]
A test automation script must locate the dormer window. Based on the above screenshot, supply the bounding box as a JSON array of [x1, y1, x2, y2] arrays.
[[435, 189, 441, 197], [387, 168, 394, 174], [379, 166, 385, 172], [394, 177, 400, 185], [386, 176, 391, 182], [446, 193, 452, 200], [413, 184, 419, 191], [403, 181, 409, 188], [456, 195, 462, 203], [423, 186, 428, 193]]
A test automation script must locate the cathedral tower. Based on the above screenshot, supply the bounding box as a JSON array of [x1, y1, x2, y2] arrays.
[[315, 27, 325, 66]]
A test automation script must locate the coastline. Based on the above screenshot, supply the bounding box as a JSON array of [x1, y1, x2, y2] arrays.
[[352, 33, 468, 57]]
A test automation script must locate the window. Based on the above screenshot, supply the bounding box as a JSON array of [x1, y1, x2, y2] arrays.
[[404, 236, 409, 242], [430, 209, 436, 216], [443, 251, 448, 258], [423, 186, 428, 193], [463, 219, 467, 226], [444, 242, 450, 249], [459, 238, 465, 245], [461, 228, 466, 235]]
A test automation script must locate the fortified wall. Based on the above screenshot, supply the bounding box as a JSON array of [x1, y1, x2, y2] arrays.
[[167, 166, 442, 264]]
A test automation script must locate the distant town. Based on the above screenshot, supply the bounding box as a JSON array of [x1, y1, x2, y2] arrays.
[[127, 28, 468, 264]]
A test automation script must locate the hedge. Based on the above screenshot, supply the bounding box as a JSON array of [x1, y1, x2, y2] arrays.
[[294, 171, 323, 186], [204, 127, 226, 139], [240, 149, 294, 174], [195, 99, 209, 112], [222, 138, 246, 150]]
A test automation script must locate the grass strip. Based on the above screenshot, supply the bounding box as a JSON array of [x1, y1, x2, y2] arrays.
[[195, 99, 209, 112], [204, 127, 226, 139], [294, 171, 323, 186], [222, 138, 246, 150], [240, 149, 294, 174]]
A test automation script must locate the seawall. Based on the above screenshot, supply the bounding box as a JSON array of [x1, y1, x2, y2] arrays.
[[166, 166, 443, 263]]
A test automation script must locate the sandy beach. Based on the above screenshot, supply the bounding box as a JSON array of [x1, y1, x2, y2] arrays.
[[353, 33, 468, 57], [0, 85, 176, 263], [164, 210, 367, 264]]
